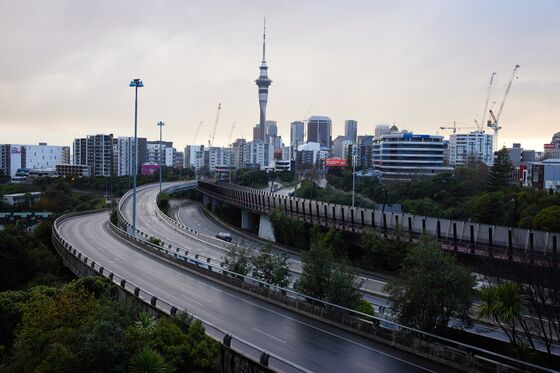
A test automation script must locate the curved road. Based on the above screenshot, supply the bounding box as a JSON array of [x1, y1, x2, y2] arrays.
[[58, 210, 448, 372]]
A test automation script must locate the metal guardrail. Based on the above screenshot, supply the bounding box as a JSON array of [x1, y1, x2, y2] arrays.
[[52, 211, 309, 373], [114, 182, 556, 373]]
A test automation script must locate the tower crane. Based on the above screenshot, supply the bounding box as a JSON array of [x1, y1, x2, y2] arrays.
[[208, 103, 221, 147], [439, 122, 478, 133], [488, 64, 520, 151], [192, 121, 203, 145], [477, 72, 496, 132]]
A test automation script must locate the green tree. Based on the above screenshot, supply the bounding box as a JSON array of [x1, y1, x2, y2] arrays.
[[385, 238, 475, 333], [326, 262, 363, 308], [129, 347, 170, 373], [488, 148, 513, 191], [361, 229, 409, 271], [251, 244, 292, 287], [471, 191, 507, 225], [224, 244, 252, 276], [532, 205, 560, 232], [476, 282, 535, 355]]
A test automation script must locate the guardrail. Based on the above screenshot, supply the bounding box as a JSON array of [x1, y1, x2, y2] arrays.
[[52, 210, 308, 373], [198, 181, 560, 265], [114, 183, 554, 373]]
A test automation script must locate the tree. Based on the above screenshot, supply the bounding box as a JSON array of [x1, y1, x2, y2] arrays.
[[251, 244, 292, 287], [134, 311, 157, 332], [326, 262, 363, 308], [361, 229, 409, 271], [299, 227, 363, 308], [488, 148, 513, 191], [129, 347, 170, 373], [471, 191, 507, 225], [385, 238, 475, 333], [532, 205, 560, 232], [477, 282, 535, 355], [298, 229, 335, 299], [224, 244, 251, 276]]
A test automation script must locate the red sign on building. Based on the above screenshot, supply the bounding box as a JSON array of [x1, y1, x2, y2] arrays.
[[325, 157, 347, 167]]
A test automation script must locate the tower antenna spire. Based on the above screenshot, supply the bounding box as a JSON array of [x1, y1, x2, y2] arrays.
[[262, 17, 266, 63]]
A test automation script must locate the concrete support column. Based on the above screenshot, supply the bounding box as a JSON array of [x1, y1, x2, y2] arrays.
[[203, 194, 211, 209], [241, 210, 255, 231]]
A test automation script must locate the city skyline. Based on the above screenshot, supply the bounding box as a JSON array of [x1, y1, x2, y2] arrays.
[[1, 1, 559, 151]]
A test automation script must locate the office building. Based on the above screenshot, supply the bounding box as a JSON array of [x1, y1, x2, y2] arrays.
[[345, 120, 358, 143], [290, 121, 305, 149], [358, 135, 375, 169], [372, 132, 452, 179], [332, 136, 353, 158], [2, 143, 69, 177], [147, 141, 173, 164], [448, 131, 494, 167], [56, 164, 91, 177], [506, 143, 536, 167], [307, 116, 332, 150]]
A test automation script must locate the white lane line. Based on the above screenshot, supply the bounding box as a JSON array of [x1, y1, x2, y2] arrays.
[[196, 279, 436, 372], [253, 328, 287, 344], [181, 294, 202, 305]]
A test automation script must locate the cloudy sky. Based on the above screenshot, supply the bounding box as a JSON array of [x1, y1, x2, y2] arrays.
[[1, 0, 559, 151]]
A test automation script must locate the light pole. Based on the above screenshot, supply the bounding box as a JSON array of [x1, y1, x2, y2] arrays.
[[351, 148, 357, 208], [129, 78, 143, 236], [157, 121, 165, 193]]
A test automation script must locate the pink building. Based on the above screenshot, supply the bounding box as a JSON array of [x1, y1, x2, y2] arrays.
[[141, 163, 159, 176]]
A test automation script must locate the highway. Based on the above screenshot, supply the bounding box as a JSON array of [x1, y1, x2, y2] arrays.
[[58, 209, 449, 372]]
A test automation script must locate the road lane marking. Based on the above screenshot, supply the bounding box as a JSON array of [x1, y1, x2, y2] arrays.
[[253, 328, 287, 344], [196, 280, 436, 372], [181, 294, 202, 305]]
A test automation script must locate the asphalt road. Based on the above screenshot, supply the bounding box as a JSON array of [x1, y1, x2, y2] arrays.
[[58, 210, 450, 372]]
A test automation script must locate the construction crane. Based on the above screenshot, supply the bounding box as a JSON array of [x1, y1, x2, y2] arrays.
[[477, 72, 496, 132], [191, 121, 203, 145], [208, 103, 221, 147], [488, 64, 520, 151], [440, 122, 479, 134]]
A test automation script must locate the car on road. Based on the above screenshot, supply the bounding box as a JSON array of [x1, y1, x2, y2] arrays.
[[215, 232, 232, 242]]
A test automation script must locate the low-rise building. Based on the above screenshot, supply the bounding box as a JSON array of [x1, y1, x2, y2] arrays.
[[56, 164, 91, 177]]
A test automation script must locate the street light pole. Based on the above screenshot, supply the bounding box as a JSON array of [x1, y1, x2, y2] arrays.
[[352, 148, 356, 208], [129, 78, 144, 236], [157, 121, 165, 193]]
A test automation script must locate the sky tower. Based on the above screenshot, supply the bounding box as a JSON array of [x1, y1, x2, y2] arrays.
[[255, 19, 272, 142]]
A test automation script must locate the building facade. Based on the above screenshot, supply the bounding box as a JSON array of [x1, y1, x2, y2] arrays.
[[448, 131, 494, 167], [344, 120, 358, 143], [373, 132, 452, 179], [307, 116, 332, 150], [117, 137, 147, 176]]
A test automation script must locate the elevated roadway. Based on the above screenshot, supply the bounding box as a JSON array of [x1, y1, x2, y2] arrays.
[[57, 210, 446, 372]]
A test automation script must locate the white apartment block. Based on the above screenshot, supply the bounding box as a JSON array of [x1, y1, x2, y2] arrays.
[[448, 131, 494, 167]]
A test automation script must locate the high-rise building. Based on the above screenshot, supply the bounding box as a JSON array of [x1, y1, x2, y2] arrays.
[[290, 121, 305, 149], [73, 134, 114, 176], [448, 131, 494, 167], [208, 147, 233, 171], [117, 137, 147, 176], [232, 139, 247, 169], [147, 141, 173, 164], [184, 145, 205, 170], [345, 120, 358, 143], [332, 136, 353, 158], [373, 132, 452, 179], [244, 141, 274, 169], [552, 132, 560, 148], [358, 135, 375, 169], [307, 116, 332, 150], [375, 124, 391, 139], [255, 21, 272, 142]]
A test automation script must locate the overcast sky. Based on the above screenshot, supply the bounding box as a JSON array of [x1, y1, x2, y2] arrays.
[[1, 0, 559, 151]]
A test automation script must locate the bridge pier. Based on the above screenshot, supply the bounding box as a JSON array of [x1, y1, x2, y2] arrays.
[[241, 210, 256, 231], [258, 214, 276, 242], [203, 194, 212, 209]]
